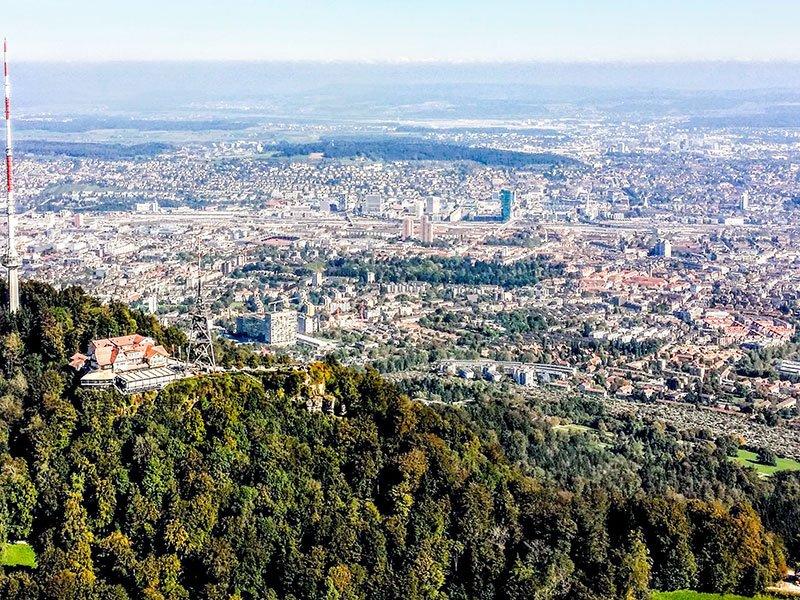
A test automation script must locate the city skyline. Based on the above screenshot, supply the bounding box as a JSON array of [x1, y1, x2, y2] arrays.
[[7, 0, 800, 63]]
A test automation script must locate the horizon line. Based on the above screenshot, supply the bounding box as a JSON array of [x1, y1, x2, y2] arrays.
[[13, 58, 800, 66]]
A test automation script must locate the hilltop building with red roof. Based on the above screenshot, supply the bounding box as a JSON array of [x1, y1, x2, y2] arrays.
[[70, 334, 182, 392]]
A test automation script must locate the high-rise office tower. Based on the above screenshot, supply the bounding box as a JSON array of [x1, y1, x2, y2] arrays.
[[500, 188, 515, 222], [655, 239, 672, 259], [421, 216, 434, 244], [425, 196, 441, 217], [264, 310, 298, 346], [402, 217, 415, 239]]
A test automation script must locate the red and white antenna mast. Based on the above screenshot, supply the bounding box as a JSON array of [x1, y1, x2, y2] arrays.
[[3, 38, 20, 314]]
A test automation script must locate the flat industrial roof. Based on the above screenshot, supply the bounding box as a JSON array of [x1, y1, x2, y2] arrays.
[[115, 366, 181, 383], [81, 369, 116, 383]]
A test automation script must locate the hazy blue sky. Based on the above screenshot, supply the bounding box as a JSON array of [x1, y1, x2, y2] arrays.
[[6, 0, 800, 62]]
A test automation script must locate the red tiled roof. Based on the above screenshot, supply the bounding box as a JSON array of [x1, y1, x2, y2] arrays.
[[88, 334, 169, 367], [145, 345, 169, 358], [69, 353, 88, 370], [94, 346, 114, 367]]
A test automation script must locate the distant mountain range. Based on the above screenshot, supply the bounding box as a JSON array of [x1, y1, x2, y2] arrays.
[[12, 61, 800, 118]]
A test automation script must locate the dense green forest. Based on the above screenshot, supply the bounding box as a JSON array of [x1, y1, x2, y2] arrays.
[[17, 141, 172, 159], [274, 138, 579, 169], [18, 117, 252, 133], [327, 256, 564, 289], [0, 282, 798, 599]]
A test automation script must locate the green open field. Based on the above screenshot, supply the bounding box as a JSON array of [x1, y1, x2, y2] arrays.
[[731, 449, 800, 477], [552, 423, 613, 449], [0, 542, 36, 568], [653, 591, 780, 600]]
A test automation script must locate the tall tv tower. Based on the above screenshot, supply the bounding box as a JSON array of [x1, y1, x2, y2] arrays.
[[3, 39, 20, 313]]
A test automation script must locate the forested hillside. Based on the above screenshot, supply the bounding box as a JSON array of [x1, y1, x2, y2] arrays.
[[0, 282, 796, 599], [274, 138, 579, 169], [326, 256, 563, 288]]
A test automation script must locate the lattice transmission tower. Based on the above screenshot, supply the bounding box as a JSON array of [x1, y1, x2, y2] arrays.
[[187, 251, 216, 370]]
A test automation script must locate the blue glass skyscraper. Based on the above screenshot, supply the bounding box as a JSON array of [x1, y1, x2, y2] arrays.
[[500, 188, 515, 222]]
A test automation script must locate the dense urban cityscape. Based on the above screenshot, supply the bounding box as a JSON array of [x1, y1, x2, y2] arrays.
[[9, 113, 800, 447]]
